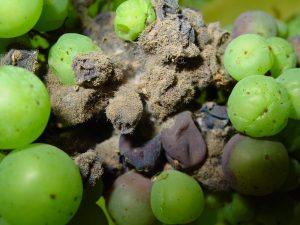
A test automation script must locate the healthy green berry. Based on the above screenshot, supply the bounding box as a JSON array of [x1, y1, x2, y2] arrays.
[[276, 19, 288, 38], [227, 75, 290, 137], [151, 170, 204, 224], [232, 11, 277, 38], [34, 0, 69, 32], [0, 144, 83, 225], [114, 0, 156, 41], [0, 0, 43, 38], [268, 37, 297, 77], [287, 13, 300, 37], [223, 34, 273, 81], [48, 33, 100, 85], [277, 68, 300, 120], [222, 134, 290, 196], [0, 65, 51, 149]]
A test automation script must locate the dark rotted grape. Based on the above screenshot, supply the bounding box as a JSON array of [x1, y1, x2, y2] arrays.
[[222, 134, 289, 196], [119, 134, 162, 172], [198, 103, 229, 130], [161, 111, 207, 170], [232, 10, 277, 38], [106, 171, 158, 225]]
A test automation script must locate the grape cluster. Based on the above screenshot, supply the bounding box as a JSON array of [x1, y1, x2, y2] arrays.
[[1, 2, 300, 225]]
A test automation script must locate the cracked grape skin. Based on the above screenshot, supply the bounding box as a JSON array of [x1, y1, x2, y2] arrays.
[[223, 34, 273, 81], [227, 75, 291, 137]]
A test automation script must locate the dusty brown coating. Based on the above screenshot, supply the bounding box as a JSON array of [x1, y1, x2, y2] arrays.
[[73, 51, 124, 88], [81, 1, 232, 130], [94, 135, 123, 176], [45, 71, 114, 125], [0, 49, 39, 73], [74, 149, 104, 186], [84, 12, 147, 82], [192, 103, 234, 191], [106, 86, 143, 134]]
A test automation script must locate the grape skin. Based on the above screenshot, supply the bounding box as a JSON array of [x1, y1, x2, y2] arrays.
[[0, 65, 50, 149], [34, 0, 69, 32], [0, 0, 43, 38], [227, 75, 291, 137], [114, 0, 156, 41], [268, 37, 297, 77], [223, 34, 273, 81], [277, 68, 300, 119], [0, 144, 83, 225], [151, 170, 204, 224], [48, 33, 100, 85]]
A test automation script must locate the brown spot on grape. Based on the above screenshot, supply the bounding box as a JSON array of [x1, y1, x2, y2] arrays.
[[50, 194, 56, 200], [264, 154, 270, 160]]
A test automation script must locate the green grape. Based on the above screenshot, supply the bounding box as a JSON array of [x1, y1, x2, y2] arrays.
[[107, 171, 158, 225], [34, 0, 69, 32], [48, 33, 100, 85], [227, 75, 290, 137], [232, 11, 277, 38], [0, 0, 43, 38], [287, 13, 300, 37], [114, 0, 156, 41], [276, 19, 288, 38], [0, 152, 5, 163], [223, 34, 273, 81], [151, 170, 204, 224], [223, 193, 255, 224], [268, 37, 297, 77], [277, 68, 300, 120], [0, 217, 9, 225], [276, 119, 300, 153], [0, 65, 50, 149], [0, 143, 83, 225], [222, 134, 290, 196]]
